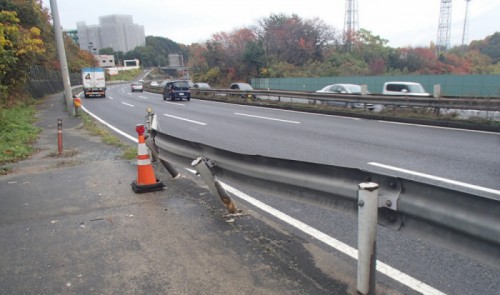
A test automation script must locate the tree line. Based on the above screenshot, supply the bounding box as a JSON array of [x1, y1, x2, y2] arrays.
[[1, 1, 499, 106], [125, 13, 500, 87], [0, 0, 95, 106]]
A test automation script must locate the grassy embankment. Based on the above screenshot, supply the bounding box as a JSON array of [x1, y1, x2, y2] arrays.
[[0, 103, 40, 170], [0, 69, 142, 173]]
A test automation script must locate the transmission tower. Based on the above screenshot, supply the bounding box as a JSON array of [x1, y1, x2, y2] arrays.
[[343, 0, 359, 52], [461, 0, 472, 50], [436, 0, 453, 55]]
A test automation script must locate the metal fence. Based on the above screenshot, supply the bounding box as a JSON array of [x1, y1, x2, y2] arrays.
[[252, 74, 500, 97], [27, 66, 82, 98]]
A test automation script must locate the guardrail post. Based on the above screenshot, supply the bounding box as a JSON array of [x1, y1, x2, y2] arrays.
[[357, 182, 379, 295], [144, 137, 180, 178], [192, 157, 240, 214]]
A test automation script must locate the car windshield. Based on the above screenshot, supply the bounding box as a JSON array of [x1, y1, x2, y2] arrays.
[[173, 81, 189, 88]]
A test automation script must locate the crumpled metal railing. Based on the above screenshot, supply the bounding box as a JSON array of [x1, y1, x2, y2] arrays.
[[149, 128, 500, 268]]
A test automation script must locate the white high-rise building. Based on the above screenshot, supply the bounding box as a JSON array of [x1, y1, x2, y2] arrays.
[[77, 15, 145, 53]]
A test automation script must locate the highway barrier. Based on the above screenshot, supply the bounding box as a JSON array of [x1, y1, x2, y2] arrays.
[[144, 111, 500, 273], [144, 84, 500, 132]]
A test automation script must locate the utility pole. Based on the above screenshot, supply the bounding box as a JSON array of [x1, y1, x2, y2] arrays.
[[461, 0, 472, 52], [49, 0, 75, 116]]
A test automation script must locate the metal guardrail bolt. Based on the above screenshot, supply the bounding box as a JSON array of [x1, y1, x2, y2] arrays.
[[358, 200, 365, 207], [386, 200, 392, 207]]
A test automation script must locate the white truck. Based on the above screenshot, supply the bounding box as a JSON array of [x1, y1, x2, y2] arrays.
[[82, 67, 106, 98]]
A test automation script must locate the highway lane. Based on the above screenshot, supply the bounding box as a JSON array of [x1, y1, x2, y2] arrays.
[[79, 84, 500, 294], [85, 84, 500, 191]]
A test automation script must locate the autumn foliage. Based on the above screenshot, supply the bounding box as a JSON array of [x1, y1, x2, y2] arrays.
[[0, 1, 95, 106], [183, 14, 499, 87]]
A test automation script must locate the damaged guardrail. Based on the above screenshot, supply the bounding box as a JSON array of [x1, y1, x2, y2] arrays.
[[144, 109, 499, 292], [147, 125, 500, 265]]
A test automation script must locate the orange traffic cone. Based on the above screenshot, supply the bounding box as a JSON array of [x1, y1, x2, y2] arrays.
[[131, 124, 165, 193]]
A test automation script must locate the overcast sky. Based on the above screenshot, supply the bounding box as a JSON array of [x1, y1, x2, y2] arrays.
[[42, 0, 499, 48]]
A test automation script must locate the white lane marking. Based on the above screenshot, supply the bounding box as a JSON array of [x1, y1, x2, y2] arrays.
[[218, 181, 446, 295], [275, 108, 361, 120], [378, 120, 498, 135], [234, 112, 301, 124], [368, 162, 500, 196], [199, 99, 360, 120], [108, 96, 114, 100], [121, 102, 134, 107], [164, 101, 185, 106], [139, 96, 148, 99], [78, 105, 445, 294], [163, 114, 206, 125], [80, 106, 137, 142]]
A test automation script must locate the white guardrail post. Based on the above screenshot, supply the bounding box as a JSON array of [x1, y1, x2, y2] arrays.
[[357, 182, 379, 295]]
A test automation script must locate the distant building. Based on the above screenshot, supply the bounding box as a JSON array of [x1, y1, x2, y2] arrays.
[[64, 29, 79, 45], [95, 55, 115, 68], [77, 15, 145, 53]]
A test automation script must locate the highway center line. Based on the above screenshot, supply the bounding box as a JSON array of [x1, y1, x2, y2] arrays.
[[368, 162, 500, 196], [217, 181, 446, 295], [234, 112, 301, 124], [163, 114, 206, 125], [121, 102, 134, 107]]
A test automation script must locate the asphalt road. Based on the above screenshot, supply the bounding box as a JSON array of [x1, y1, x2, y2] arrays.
[[2, 93, 362, 295], [78, 84, 500, 295], [87, 84, 499, 190]]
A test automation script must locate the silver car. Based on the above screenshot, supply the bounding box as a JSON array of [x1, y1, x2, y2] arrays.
[[316, 84, 374, 110]]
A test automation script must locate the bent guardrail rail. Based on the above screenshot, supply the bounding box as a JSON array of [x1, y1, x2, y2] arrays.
[[147, 126, 500, 268]]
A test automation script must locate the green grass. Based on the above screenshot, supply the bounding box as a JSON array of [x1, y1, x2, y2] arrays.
[[107, 68, 142, 82], [80, 112, 136, 160], [0, 104, 41, 165]]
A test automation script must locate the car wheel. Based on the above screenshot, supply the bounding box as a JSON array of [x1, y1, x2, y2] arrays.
[[187, 97, 190, 101]]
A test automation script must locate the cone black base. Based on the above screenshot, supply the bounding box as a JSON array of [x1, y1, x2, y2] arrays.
[[131, 179, 165, 193]]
